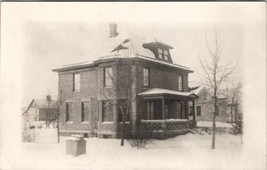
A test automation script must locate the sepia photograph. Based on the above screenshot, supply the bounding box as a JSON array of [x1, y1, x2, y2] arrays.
[[0, 2, 266, 170]]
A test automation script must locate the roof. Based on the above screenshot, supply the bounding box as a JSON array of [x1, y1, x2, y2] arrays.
[[53, 54, 193, 72], [22, 99, 57, 115], [53, 27, 193, 72], [138, 88, 198, 99], [33, 99, 58, 109], [189, 86, 228, 100], [189, 86, 205, 95]]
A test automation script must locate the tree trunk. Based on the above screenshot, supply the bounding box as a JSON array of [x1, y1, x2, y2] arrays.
[[57, 111, 60, 143], [212, 92, 217, 149], [212, 111, 216, 149], [230, 97, 234, 124], [121, 114, 125, 146]]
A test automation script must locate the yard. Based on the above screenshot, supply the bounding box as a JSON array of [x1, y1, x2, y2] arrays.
[[2, 131, 265, 170]]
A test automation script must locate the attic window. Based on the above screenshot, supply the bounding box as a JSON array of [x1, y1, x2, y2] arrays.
[[158, 48, 169, 61], [163, 50, 169, 60], [158, 49, 163, 59]]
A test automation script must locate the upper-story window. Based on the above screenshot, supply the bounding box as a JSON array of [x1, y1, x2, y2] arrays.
[[163, 50, 169, 60], [158, 48, 169, 61], [178, 75, 183, 91], [158, 48, 163, 59], [104, 67, 113, 87], [143, 68, 150, 87], [73, 73, 80, 91]]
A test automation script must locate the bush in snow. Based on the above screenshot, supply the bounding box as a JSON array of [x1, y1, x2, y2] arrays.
[[230, 113, 243, 135], [22, 124, 36, 142], [127, 122, 153, 148], [22, 129, 36, 142]]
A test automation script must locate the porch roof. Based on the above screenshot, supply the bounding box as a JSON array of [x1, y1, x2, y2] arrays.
[[138, 88, 198, 100]]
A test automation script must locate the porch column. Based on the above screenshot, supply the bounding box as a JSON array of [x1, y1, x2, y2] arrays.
[[162, 98, 165, 120], [192, 100, 196, 121]]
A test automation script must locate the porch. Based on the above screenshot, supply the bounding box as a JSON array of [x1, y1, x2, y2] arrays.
[[138, 88, 198, 138]]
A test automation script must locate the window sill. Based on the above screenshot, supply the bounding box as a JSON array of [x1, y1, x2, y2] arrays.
[[104, 86, 113, 89], [102, 122, 114, 124], [81, 121, 90, 124], [118, 121, 130, 124], [66, 121, 73, 124]]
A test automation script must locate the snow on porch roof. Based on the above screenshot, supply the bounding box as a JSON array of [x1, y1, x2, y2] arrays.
[[138, 88, 198, 98]]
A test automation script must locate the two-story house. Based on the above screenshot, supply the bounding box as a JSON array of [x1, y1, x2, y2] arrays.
[[189, 86, 229, 123], [53, 23, 198, 138], [22, 95, 58, 129]]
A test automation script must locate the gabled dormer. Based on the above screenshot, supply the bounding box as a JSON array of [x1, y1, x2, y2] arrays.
[[142, 41, 173, 63]]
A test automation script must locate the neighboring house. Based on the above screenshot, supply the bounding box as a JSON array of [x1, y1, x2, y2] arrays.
[[22, 96, 58, 129], [53, 23, 198, 138], [189, 86, 228, 123]]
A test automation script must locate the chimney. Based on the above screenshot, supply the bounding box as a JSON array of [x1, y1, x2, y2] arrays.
[[109, 23, 118, 38], [46, 95, 51, 101]]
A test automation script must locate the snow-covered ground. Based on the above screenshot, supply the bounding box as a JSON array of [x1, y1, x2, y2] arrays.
[[1, 133, 265, 170], [197, 121, 232, 128]]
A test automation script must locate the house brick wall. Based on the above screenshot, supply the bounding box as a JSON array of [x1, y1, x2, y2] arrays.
[[58, 68, 99, 134], [134, 58, 191, 121], [135, 59, 189, 93], [57, 57, 192, 137]]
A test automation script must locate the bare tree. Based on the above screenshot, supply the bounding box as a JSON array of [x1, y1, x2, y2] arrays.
[[46, 94, 60, 143], [55, 90, 64, 143], [229, 83, 243, 144], [199, 29, 236, 149], [100, 49, 136, 146]]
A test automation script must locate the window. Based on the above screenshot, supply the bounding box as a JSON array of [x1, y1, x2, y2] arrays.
[[143, 68, 150, 87], [81, 101, 90, 122], [118, 100, 130, 122], [165, 104, 169, 119], [104, 67, 113, 87], [66, 102, 74, 122], [158, 48, 163, 59], [189, 106, 194, 116], [73, 73, 80, 91], [163, 50, 169, 60], [196, 106, 201, 116], [102, 100, 113, 122], [146, 102, 154, 120], [178, 75, 183, 91]]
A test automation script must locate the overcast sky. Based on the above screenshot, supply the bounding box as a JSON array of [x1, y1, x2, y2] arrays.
[[0, 3, 265, 108]]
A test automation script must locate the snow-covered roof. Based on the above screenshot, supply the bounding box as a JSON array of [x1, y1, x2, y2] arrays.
[[53, 26, 193, 72], [53, 54, 193, 72], [139, 88, 198, 98], [22, 99, 58, 115], [189, 86, 205, 95], [32, 99, 58, 109]]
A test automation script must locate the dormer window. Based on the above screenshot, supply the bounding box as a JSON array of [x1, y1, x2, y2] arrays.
[[142, 42, 173, 63], [158, 48, 163, 59], [157, 48, 169, 61], [163, 50, 169, 60]]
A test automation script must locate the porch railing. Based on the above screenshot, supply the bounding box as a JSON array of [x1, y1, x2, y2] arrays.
[[140, 119, 189, 137]]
